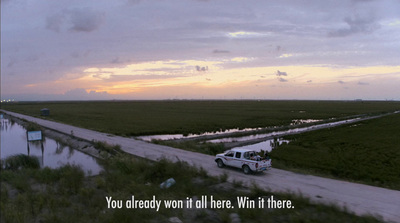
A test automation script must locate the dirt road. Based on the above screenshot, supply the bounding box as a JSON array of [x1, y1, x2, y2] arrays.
[[2, 110, 399, 222]]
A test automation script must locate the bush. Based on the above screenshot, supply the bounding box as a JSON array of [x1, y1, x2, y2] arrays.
[[3, 154, 40, 170]]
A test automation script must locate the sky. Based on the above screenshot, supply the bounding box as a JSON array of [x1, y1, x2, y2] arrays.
[[1, 0, 400, 101]]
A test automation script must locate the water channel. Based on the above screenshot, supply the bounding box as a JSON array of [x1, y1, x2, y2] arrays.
[[136, 117, 371, 153], [232, 138, 290, 152], [1, 116, 102, 175], [136, 127, 264, 142]]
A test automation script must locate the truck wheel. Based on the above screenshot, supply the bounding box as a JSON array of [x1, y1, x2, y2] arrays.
[[243, 165, 251, 174], [217, 159, 224, 168]]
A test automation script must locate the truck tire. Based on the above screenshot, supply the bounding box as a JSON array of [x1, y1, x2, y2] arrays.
[[243, 165, 251, 174], [217, 159, 224, 168]]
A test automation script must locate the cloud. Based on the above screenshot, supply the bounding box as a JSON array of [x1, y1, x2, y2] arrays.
[[64, 88, 91, 97], [68, 8, 105, 32], [46, 8, 105, 33], [7, 59, 16, 68], [352, 0, 376, 3], [275, 70, 289, 82], [338, 80, 346, 84], [328, 15, 379, 37], [195, 65, 208, 72], [46, 14, 65, 33], [104, 74, 182, 82], [279, 54, 293, 58], [1, 0, 12, 4], [111, 57, 131, 64], [227, 31, 268, 38], [278, 77, 288, 82], [357, 81, 369, 85], [126, 0, 141, 5], [276, 70, 288, 76], [213, 49, 230, 54], [64, 88, 112, 100]]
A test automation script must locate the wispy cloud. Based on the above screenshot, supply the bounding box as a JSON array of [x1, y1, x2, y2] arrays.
[[213, 49, 230, 54], [46, 8, 105, 33], [227, 31, 268, 38], [357, 81, 369, 85], [195, 66, 208, 72], [328, 14, 379, 37], [279, 54, 293, 58], [276, 70, 288, 76], [278, 77, 288, 82]]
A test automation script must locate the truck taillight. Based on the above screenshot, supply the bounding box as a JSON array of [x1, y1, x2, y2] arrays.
[[256, 163, 258, 168]]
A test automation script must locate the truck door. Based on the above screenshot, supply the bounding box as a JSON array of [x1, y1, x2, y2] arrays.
[[224, 151, 235, 166], [230, 152, 243, 168]]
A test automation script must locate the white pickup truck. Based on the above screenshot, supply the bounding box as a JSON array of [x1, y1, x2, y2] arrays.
[[215, 148, 272, 174]]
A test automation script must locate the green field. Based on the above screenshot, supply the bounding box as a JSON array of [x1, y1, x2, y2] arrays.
[[2, 100, 400, 136], [271, 113, 400, 190]]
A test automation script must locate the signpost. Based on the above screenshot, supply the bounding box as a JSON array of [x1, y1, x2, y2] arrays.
[[26, 131, 44, 166], [27, 131, 42, 141]]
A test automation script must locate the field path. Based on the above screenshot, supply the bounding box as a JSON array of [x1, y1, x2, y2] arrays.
[[2, 110, 400, 222]]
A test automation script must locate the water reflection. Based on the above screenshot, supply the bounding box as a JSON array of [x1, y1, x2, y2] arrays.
[[232, 138, 290, 152], [208, 118, 361, 143], [290, 119, 322, 126], [136, 127, 264, 142], [1, 116, 102, 176]]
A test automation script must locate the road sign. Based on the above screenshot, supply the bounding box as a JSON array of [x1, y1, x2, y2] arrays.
[[27, 131, 42, 141]]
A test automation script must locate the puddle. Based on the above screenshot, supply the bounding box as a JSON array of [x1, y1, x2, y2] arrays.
[[1, 117, 102, 176]]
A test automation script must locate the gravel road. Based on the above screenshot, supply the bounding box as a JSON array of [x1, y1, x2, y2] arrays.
[[2, 110, 399, 222]]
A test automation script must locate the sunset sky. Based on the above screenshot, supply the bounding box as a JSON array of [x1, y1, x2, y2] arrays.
[[1, 0, 400, 101]]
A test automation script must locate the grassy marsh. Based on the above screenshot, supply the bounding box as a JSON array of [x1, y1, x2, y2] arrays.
[[271, 113, 400, 190], [2, 100, 400, 136]]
